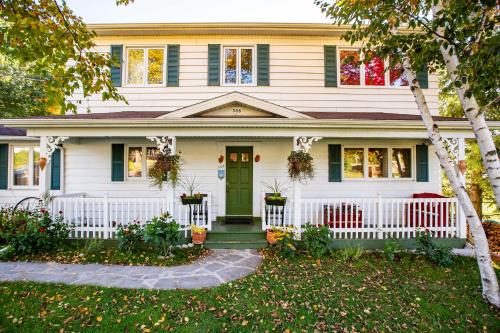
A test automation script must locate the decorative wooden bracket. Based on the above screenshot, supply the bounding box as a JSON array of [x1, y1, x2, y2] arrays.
[[46, 136, 69, 162], [146, 136, 176, 155], [294, 136, 322, 153]]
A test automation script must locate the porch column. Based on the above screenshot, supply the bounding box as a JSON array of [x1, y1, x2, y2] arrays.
[[457, 137, 467, 238]]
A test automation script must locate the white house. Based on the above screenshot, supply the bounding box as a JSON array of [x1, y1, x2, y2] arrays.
[[0, 23, 489, 248]]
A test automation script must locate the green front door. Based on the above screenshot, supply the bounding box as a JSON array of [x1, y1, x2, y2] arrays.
[[226, 147, 253, 216]]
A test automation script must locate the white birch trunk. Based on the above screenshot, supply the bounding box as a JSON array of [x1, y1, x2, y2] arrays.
[[403, 56, 500, 307], [432, 4, 500, 210]]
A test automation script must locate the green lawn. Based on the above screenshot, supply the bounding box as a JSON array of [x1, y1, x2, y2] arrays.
[[0, 251, 499, 332]]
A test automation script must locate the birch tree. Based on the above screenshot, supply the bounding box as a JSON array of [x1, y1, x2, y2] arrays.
[[403, 57, 499, 306]]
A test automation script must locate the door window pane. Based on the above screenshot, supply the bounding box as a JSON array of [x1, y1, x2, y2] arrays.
[[340, 50, 360, 85], [224, 48, 237, 84], [127, 49, 145, 85], [229, 153, 238, 162], [147, 49, 164, 84], [365, 54, 385, 86], [33, 148, 40, 186], [240, 48, 253, 84], [146, 147, 160, 173], [368, 148, 388, 178], [241, 153, 250, 163], [13, 147, 29, 186], [389, 63, 409, 87], [344, 148, 364, 178], [128, 147, 143, 178], [392, 148, 412, 178]]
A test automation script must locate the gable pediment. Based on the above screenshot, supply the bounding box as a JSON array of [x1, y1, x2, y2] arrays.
[[159, 92, 312, 119]]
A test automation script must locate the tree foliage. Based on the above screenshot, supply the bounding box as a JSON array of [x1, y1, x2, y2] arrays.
[[0, 0, 128, 115]]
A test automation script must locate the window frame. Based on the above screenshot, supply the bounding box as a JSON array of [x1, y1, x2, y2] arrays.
[[221, 46, 257, 87], [341, 145, 415, 181], [9, 145, 40, 189], [125, 144, 160, 181], [124, 46, 167, 87], [337, 47, 409, 89]]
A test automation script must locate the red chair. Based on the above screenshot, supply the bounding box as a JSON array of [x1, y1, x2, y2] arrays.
[[408, 193, 450, 237], [323, 203, 363, 228]]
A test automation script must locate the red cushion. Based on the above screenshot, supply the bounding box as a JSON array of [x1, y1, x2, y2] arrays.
[[412, 192, 447, 199]]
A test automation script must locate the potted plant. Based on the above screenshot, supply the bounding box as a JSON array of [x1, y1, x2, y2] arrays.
[[266, 226, 295, 245], [287, 150, 314, 182], [148, 153, 181, 190], [191, 224, 207, 244], [264, 179, 289, 206], [179, 176, 206, 205]]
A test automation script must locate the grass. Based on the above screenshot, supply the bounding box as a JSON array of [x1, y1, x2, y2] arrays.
[[3, 242, 209, 267], [0, 250, 499, 332]]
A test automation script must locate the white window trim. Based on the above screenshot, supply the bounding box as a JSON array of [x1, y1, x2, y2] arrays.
[[125, 145, 158, 181], [124, 47, 166, 87], [341, 145, 415, 181], [9, 144, 40, 189], [221, 46, 257, 87], [337, 48, 409, 89]]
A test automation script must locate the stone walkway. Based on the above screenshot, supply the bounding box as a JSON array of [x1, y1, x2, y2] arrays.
[[0, 249, 262, 290]]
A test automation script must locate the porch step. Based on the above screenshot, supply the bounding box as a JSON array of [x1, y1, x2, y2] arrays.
[[205, 239, 268, 249], [207, 231, 266, 242]]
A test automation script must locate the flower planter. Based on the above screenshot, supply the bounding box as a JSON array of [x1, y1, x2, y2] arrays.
[[181, 197, 204, 205], [192, 231, 207, 245], [265, 197, 287, 206], [266, 229, 279, 245]]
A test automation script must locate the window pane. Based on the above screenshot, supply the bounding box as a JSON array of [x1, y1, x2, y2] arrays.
[[33, 148, 40, 186], [229, 153, 238, 162], [390, 63, 409, 86], [392, 148, 412, 178], [241, 153, 250, 163], [368, 148, 388, 178], [13, 147, 29, 186], [147, 49, 164, 85], [240, 48, 253, 84], [127, 49, 145, 85], [365, 54, 385, 86], [146, 147, 160, 173], [128, 147, 143, 178], [340, 50, 360, 85], [224, 48, 237, 84], [344, 148, 364, 178]]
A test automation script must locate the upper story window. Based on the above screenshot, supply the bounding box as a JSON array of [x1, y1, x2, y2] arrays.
[[339, 49, 408, 87], [126, 47, 165, 86], [11, 146, 40, 187], [223, 46, 255, 86]]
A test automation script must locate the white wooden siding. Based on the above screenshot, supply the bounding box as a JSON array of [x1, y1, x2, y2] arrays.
[[69, 36, 439, 115]]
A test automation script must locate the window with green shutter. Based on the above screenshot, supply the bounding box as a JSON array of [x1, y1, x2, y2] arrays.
[[328, 144, 342, 182], [111, 144, 125, 182], [50, 149, 61, 190], [110, 45, 123, 87], [324, 45, 338, 87], [208, 44, 220, 86], [257, 44, 269, 86], [0, 144, 8, 189], [167, 44, 180, 87], [416, 144, 429, 182]]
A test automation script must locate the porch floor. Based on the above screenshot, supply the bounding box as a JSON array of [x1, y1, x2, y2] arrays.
[[206, 221, 267, 249]]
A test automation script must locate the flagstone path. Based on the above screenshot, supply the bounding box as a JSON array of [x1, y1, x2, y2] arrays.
[[0, 249, 262, 290]]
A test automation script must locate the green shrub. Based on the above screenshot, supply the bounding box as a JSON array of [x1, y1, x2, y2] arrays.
[[83, 239, 105, 256], [143, 213, 181, 257], [275, 229, 298, 258], [302, 224, 332, 258], [415, 230, 454, 267], [383, 238, 402, 261], [116, 222, 143, 252], [0, 207, 71, 255], [338, 245, 364, 263]]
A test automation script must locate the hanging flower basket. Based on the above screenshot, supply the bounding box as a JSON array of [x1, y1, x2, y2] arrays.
[[287, 150, 314, 182], [148, 153, 181, 189]]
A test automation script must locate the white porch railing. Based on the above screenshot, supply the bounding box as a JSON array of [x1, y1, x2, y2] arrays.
[[262, 195, 465, 239], [49, 193, 212, 239]]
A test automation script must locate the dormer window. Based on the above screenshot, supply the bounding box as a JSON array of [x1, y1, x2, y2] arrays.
[[126, 47, 165, 86], [223, 46, 255, 86]]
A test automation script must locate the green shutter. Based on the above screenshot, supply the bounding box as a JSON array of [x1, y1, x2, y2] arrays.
[[0, 144, 8, 189], [257, 44, 270, 86], [111, 144, 125, 182], [417, 69, 428, 89], [324, 45, 338, 87], [207, 44, 220, 86], [416, 144, 429, 182], [110, 45, 123, 87], [328, 144, 342, 182], [50, 149, 61, 190], [167, 44, 180, 87]]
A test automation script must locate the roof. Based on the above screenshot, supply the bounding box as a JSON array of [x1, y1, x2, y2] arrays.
[[0, 125, 26, 136], [27, 111, 170, 120]]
